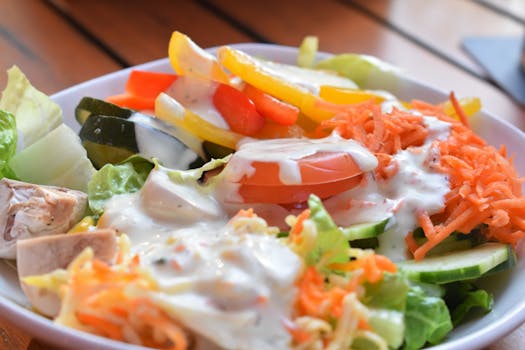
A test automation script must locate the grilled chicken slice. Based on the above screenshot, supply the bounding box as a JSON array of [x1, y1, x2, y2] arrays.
[[0, 178, 87, 259], [16, 229, 118, 317]]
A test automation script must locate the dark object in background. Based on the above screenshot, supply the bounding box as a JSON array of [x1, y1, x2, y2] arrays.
[[463, 36, 525, 107]]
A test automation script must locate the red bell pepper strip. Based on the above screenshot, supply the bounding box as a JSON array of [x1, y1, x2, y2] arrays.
[[212, 84, 265, 136], [107, 70, 178, 110], [242, 84, 299, 126]]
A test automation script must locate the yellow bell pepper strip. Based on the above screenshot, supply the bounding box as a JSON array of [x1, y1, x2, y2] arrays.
[[168, 31, 230, 84], [155, 93, 243, 150], [319, 86, 386, 105], [68, 216, 95, 234], [217, 46, 357, 124], [441, 96, 482, 119]]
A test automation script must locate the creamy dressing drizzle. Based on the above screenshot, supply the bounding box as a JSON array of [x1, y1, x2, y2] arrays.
[[326, 116, 451, 261], [100, 168, 301, 350], [251, 56, 358, 95], [224, 134, 378, 185], [165, 76, 229, 129]]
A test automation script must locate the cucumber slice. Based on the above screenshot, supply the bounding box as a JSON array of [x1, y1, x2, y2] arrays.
[[342, 217, 391, 241], [76, 97, 208, 160], [75, 97, 133, 125], [79, 115, 203, 169], [414, 233, 474, 256], [398, 243, 513, 284]]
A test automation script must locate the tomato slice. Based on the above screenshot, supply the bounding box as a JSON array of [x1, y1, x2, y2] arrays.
[[231, 151, 363, 186], [236, 175, 363, 204]]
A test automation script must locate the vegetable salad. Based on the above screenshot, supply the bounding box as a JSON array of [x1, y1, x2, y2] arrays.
[[0, 32, 523, 350]]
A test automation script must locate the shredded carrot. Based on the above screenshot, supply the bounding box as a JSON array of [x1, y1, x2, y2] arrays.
[[318, 99, 525, 260], [316, 101, 428, 181], [449, 91, 470, 128], [290, 209, 310, 243], [411, 101, 525, 259], [283, 320, 312, 344], [64, 254, 189, 350]]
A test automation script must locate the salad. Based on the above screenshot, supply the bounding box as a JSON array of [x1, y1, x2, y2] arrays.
[[0, 31, 523, 350]]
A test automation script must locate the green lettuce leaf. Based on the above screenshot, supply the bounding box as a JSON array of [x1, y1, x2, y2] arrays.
[[305, 194, 349, 268], [361, 273, 410, 348], [314, 53, 401, 91], [403, 284, 453, 350], [0, 110, 17, 178], [444, 281, 493, 326], [297, 36, 318, 68], [0, 65, 62, 148], [87, 156, 154, 215]]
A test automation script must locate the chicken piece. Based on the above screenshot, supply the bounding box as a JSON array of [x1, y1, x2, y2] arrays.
[[16, 229, 117, 317], [0, 178, 87, 259]]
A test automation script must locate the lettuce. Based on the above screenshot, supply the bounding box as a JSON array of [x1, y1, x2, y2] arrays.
[[362, 273, 410, 348], [0, 110, 17, 178], [314, 53, 401, 91], [403, 284, 453, 350], [0, 66, 62, 148], [305, 195, 349, 268], [444, 281, 493, 326], [297, 36, 318, 68], [87, 156, 154, 215]]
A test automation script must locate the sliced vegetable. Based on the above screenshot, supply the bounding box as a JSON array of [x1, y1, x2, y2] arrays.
[[213, 83, 265, 135], [236, 175, 363, 204], [76, 97, 207, 160], [79, 114, 203, 169], [9, 124, 95, 192], [242, 84, 299, 126], [0, 65, 62, 148], [441, 96, 481, 119], [155, 92, 243, 150], [225, 150, 364, 186], [217, 46, 357, 123], [398, 243, 513, 284], [76, 97, 133, 125], [319, 86, 386, 105], [106, 70, 178, 111], [124, 70, 178, 99], [342, 217, 391, 241], [168, 31, 230, 83]]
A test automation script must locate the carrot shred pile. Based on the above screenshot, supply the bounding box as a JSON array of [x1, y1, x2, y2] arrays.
[[64, 253, 189, 350], [317, 98, 525, 260], [411, 103, 525, 259], [296, 254, 396, 320], [316, 101, 429, 181]]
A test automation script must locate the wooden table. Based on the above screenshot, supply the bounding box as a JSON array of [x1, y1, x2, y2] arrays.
[[1, 0, 524, 349]]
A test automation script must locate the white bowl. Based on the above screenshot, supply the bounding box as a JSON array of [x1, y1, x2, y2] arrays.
[[1, 43, 525, 350]]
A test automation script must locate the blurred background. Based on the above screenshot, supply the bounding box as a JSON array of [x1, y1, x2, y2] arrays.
[[1, 0, 524, 122]]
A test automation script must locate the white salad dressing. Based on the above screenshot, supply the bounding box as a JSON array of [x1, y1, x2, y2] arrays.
[[165, 75, 229, 129], [100, 167, 302, 350], [224, 134, 378, 185], [326, 116, 451, 261], [251, 56, 358, 95]]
